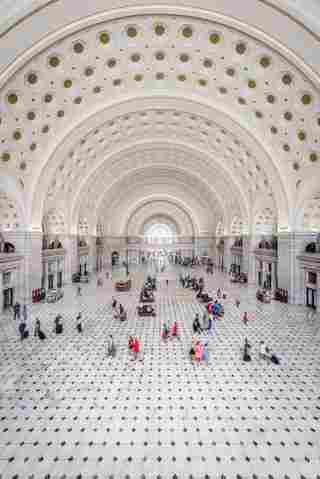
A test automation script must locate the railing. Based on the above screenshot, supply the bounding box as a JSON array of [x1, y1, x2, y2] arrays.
[[42, 248, 66, 257], [0, 252, 23, 264], [254, 248, 278, 260], [297, 253, 320, 267], [230, 245, 243, 255], [78, 245, 89, 255]]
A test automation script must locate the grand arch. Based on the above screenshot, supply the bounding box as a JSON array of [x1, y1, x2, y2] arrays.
[[1, 9, 319, 233], [0, 0, 319, 305]]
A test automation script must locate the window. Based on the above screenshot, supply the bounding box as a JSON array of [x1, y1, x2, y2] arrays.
[[3, 272, 11, 285], [308, 271, 317, 285], [144, 223, 177, 245]]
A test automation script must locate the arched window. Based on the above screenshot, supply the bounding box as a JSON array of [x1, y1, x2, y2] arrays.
[[144, 223, 177, 244]]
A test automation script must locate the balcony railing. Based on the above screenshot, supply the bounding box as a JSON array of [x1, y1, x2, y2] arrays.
[[0, 252, 23, 264], [254, 248, 278, 261], [42, 248, 66, 257], [230, 245, 243, 255]]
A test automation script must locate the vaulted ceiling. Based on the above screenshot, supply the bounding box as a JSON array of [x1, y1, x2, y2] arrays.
[[0, 1, 320, 236]]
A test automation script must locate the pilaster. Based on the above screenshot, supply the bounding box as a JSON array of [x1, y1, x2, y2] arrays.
[[64, 235, 78, 282], [277, 233, 307, 304]]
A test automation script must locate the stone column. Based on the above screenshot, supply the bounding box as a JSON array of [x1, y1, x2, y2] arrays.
[[317, 272, 320, 313], [64, 235, 78, 282], [88, 236, 97, 274], [195, 235, 211, 257], [0, 268, 3, 312], [277, 233, 306, 305], [23, 230, 43, 303], [223, 236, 232, 274]]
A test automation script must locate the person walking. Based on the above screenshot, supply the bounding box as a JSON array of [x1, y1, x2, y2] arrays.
[[107, 334, 116, 357], [77, 285, 81, 296], [23, 304, 27, 323], [161, 322, 170, 340], [34, 319, 46, 340], [18, 320, 27, 341], [76, 312, 82, 333], [54, 315, 63, 334], [34, 318, 41, 337], [171, 321, 178, 338], [132, 337, 141, 361], [207, 315, 215, 336], [195, 341, 204, 362], [243, 338, 252, 362], [13, 301, 20, 320], [242, 312, 248, 325], [193, 314, 202, 334], [203, 343, 209, 365]]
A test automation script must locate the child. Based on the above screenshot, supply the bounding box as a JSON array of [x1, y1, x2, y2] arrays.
[[195, 341, 204, 362], [203, 343, 209, 365]]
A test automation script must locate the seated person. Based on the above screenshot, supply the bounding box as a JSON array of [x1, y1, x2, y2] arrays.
[[259, 341, 270, 360], [260, 342, 280, 364]]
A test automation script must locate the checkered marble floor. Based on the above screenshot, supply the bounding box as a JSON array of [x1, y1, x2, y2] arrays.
[[0, 265, 320, 479]]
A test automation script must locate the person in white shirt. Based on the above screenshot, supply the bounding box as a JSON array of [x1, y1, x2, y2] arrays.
[[259, 341, 270, 360]]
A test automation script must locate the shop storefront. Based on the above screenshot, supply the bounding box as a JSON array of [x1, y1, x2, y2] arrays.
[[254, 242, 278, 290], [42, 248, 65, 290], [0, 252, 23, 312], [297, 249, 320, 311]]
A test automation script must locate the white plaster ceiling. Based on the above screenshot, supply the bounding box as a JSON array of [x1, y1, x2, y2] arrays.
[[126, 201, 194, 238], [0, 6, 320, 234]]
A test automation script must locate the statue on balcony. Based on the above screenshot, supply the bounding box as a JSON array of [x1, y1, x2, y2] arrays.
[[0, 233, 15, 253], [0, 233, 5, 253], [305, 242, 316, 253], [317, 233, 320, 253]]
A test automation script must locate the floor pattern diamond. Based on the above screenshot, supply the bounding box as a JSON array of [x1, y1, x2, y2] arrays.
[[0, 266, 319, 479]]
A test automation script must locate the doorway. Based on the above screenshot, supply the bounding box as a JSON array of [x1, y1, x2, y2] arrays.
[[48, 274, 54, 290], [112, 251, 119, 266], [3, 288, 14, 310], [306, 287, 317, 309], [57, 271, 62, 288]]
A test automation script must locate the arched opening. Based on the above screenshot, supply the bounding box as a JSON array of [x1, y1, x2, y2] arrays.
[[144, 223, 177, 245]]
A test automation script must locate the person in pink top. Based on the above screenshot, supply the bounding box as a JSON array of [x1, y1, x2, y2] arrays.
[[195, 341, 204, 362], [171, 321, 178, 338], [131, 337, 141, 361]]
